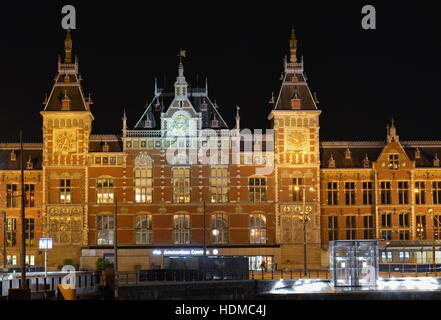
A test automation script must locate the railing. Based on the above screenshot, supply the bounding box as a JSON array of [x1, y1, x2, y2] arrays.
[[379, 263, 441, 278], [0, 272, 99, 297], [125, 130, 162, 137]]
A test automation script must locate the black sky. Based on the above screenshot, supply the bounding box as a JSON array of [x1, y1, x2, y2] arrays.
[[0, 1, 440, 142]]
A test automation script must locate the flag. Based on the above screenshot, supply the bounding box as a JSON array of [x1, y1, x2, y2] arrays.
[[179, 49, 186, 57]]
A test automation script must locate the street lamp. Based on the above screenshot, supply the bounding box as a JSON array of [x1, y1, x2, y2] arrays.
[[429, 209, 436, 274], [293, 185, 314, 276]]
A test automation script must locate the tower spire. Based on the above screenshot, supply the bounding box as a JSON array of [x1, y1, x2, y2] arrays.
[[64, 29, 73, 64], [289, 27, 297, 63]]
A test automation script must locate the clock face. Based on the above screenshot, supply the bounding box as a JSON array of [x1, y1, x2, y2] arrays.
[[54, 129, 77, 153], [286, 130, 307, 151]]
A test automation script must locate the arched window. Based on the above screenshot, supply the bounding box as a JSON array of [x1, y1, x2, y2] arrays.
[[250, 214, 266, 244], [134, 153, 153, 203], [173, 215, 190, 244], [97, 177, 114, 204], [135, 215, 152, 244], [211, 214, 228, 244]]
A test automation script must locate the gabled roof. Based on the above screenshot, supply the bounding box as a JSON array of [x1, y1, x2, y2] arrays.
[[134, 87, 229, 130], [320, 141, 441, 169]]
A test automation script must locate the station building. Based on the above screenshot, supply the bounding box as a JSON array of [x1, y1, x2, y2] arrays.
[[1, 29, 440, 272]]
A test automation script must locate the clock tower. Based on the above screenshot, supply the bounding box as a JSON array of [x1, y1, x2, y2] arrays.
[[268, 28, 322, 269], [40, 30, 94, 264]]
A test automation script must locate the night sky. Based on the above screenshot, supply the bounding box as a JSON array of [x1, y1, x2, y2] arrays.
[[0, 1, 440, 142]]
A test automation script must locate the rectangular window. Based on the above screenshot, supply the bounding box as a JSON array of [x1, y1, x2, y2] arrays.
[[173, 167, 191, 203], [25, 255, 35, 266], [292, 178, 304, 202], [416, 215, 427, 240], [135, 215, 152, 244], [97, 215, 114, 245], [135, 168, 153, 203], [381, 252, 392, 263], [59, 179, 72, 204], [210, 166, 229, 203], [381, 230, 392, 240], [388, 154, 399, 169], [97, 178, 114, 204], [363, 215, 374, 239], [211, 214, 229, 244], [362, 182, 373, 205], [25, 218, 35, 246], [381, 212, 392, 227], [6, 255, 17, 266], [328, 216, 338, 241], [399, 212, 409, 227], [399, 252, 410, 263], [249, 177, 267, 203], [6, 184, 18, 208], [344, 182, 355, 205], [380, 181, 392, 205], [398, 181, 409, 205], [434, 214, 441, 240], [173, 215, 190, 244], [415, 181, 426, 205], [327, 182, 338, 205], [6, 218, 17, 247], [433, 181, 441, 205], [25, 184, 35, 207], [399, 230, 410, 240], [250, 214, 267, 244], [346, 215, 356, 240]]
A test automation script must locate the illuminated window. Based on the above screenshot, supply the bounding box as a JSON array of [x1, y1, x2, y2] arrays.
[[388, 154, 399, 169], [25, 218, 35, 246], [362, 182, 373, 205], [344, 182, 355, 205], [172, 167, 191, 203], [210, 166, 229, 203], [6, 218, 17, 247], [6, 255, 17, 266], [6, 184, 18, 208], [381, 252, 392, 263], [59, 179, 71, 204], [135, 215, 152, 244], [433, 181, 441, 204], [211, 214, 228, 244], [173, 215, 190, 244], [25, 184, 35, 207], [380, 181, 392, 205], [399, 252, 410, 263], [327, 182, 338, 205], [97, 178, 114, 204], [135, 168, 153, 204], [415, 181, 426, 205], [292, 178, 303, 202], [25, 255, 35, 266], [249, 177, 267, 203], [97, 215, 114, 245], [250, 214, 266, 244], [398, 181, 409, 204]]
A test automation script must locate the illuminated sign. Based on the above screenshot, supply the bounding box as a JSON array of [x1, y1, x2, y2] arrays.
[[152, 249, 219, 256], [39, 238, 53, 249]]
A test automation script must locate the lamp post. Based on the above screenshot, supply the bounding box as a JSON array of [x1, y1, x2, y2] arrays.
[[429, 209, 436, 274], [293, 185, 314, 276]]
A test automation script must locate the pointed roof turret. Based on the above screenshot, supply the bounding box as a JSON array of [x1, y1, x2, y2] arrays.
[[387, 118, 399, 142], [289, 27, 298, 63], [64, 29, 73, 64]]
